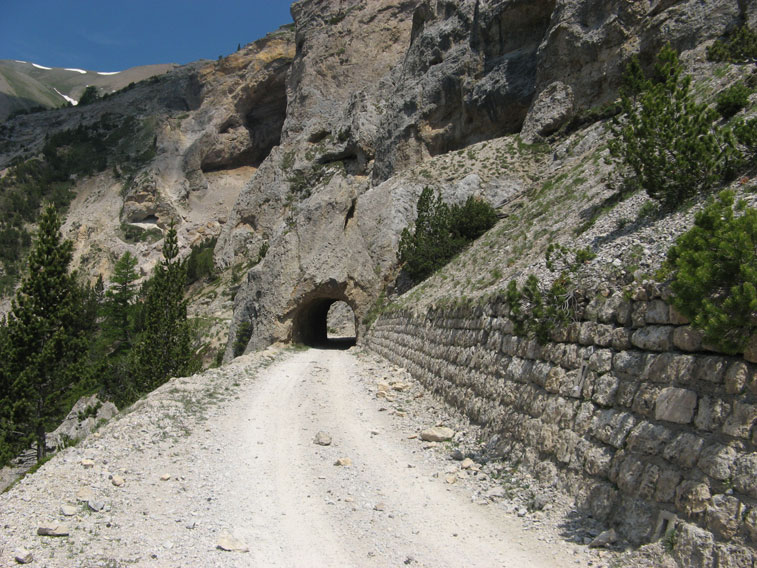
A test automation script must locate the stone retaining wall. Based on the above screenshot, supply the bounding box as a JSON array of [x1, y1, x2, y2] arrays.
[[365, 284, 757, 566]]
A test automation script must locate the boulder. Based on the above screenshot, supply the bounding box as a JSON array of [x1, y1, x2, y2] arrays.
[[521, 81, 574, 143], [216, 532, 249, 552], [47, 395, 118, 452], [14, 548, 33, 564], [313, 431, 332, 446], [588, 528, 617, 548], [37, 523, 70, 537], [420, 426, 454, 442]]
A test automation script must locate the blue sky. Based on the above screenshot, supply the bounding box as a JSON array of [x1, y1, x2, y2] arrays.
[[1, 0, 294, 71]]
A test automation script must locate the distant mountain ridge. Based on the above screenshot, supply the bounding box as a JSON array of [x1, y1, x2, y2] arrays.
[[0, 60, 178, 120]]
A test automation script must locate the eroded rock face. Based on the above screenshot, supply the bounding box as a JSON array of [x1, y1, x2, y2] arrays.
[[225, 172, 382, 352], [220, 0, 754, 356], [0, 29, 295, 297], [525, 0, 743, 137], [184, 31, 295, 182], [372, 0, 556, 182], [284, 0, 419, 157]]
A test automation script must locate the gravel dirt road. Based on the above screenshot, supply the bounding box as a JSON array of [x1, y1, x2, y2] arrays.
[[0, 347, 602, 567]]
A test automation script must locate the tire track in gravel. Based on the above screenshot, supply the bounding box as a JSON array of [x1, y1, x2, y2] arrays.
[[0, 346, 587, 567], [210, 347, 578, 567]]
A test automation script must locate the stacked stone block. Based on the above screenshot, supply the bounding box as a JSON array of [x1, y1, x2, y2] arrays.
[[366, 285, 756, 565]]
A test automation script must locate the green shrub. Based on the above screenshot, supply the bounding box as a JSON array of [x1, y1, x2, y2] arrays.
[[545, 243, 596, 273], [398, 188, 497, 282], [233, 321, 253, 357], [362, 291, 388, 328], [733, 117, 757, 164], [637, 200, 660, 221], [501, 245, 591, 344], [667, 190, 757, 354], [186, 237, 217, 284], [450, 196, 499, 241], [503, 273, 574, 344], [610, 45, 739, 208], [707, 25, 757, 63], [716, 82, 752, 119], [257, 241, 269, 262]]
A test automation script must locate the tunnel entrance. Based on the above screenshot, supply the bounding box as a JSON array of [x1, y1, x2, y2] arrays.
[[292, 298, 357, 349]]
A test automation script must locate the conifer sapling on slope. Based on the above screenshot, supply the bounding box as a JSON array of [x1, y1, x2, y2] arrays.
[[132, 221, 194, 392], [4, 203, 87, 461], [610, 44, 739, 208], [103, 251, 139, 353], [667, 190, 757, 354]]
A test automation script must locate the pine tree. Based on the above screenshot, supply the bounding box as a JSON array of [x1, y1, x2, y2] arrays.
[[3, 204, 87, 461], [667, 190, 757, 354], [0, 317, 15, 466], [610, 45, 739, 207], [103, 251, 139, 352], [133, 221, 194, 392], [397, 188, 497, 282], [398, 187, 453, 281]]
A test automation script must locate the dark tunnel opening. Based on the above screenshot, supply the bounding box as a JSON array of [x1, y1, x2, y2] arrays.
[[292, 298, 357, 349]]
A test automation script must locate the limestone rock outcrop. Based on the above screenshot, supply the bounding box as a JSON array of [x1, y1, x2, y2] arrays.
[[46, 395, 118, 452], [184, 31, 295, 182], [371, 0, 556, 181], [525, 0, 743, 138], [220, 0, 755, 356]]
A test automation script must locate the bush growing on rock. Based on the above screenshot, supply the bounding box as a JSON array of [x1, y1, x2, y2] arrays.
[[186, 237, 217, 284], [502, 245, 592, 344], [398, 187, 497, 282], [715, 82, 752, 119], [707, 25, 757, 63], [732, 117, 757, 165], [610, 44, 739, 208], [233, 321, 253, 358], [666, 190, 757, 354]]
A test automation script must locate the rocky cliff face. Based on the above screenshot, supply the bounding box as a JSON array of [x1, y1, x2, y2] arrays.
[[1, 0, 755, 561], [0, 29, 294, 288], [2, 0, 747, 355], [371, 0, 556, 180], [1, 0, 747, 348], [219, 0, 752, 357]]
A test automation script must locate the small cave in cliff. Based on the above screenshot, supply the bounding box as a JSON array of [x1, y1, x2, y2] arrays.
[[200, 72, 288, 173], [292, 298, 357, 349], [242, 85, 287, 167]]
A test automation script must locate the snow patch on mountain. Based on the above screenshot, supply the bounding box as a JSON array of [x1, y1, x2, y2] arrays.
[[53, 88, 77, 106]]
